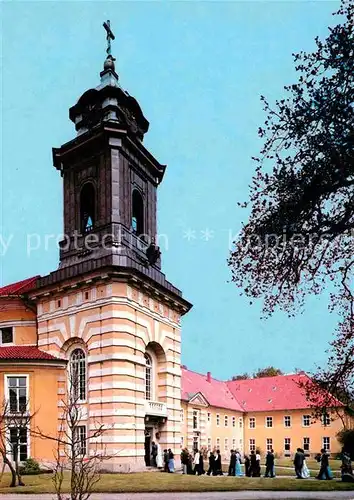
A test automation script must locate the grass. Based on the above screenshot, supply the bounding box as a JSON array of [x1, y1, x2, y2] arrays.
[[0, 472, 353, 494], [274, 458, 342, 471]]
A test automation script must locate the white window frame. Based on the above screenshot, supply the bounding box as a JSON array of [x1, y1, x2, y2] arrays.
[[232, 438, 236, 449], [232, 416, 236, 427], [68, 347, 87, 403], [224, 438, 228, 452], [207, 437, 211, 451], [266, 438, 273, 452], [216, 414, 220, 427], [284, 437, 291, 453], [284, 415, 291, 428], [265, 416, 273, 428], [7, 424, 30, 463], [302, 414, 311, 427], [303, 437, 310, 452], [321, 413, 331, 426], [249, 417, 256, 429], [249, 438, 256, 452], [207, 412, 211, 424], [0, 326, 15, 345], [73, 424, 87, 457], [216, 437, 220, 449], [224, 415, 228, 427], [180, 409, 184, 423], [5, 374, 29, 414], [322, 436, 330, 452], [192, 409, 200, 430], [239, 417, 243, 428]]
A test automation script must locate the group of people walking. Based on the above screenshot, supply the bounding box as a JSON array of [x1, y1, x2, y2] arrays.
[[294, 447, 332, 480], [152, 442, 339, 480]]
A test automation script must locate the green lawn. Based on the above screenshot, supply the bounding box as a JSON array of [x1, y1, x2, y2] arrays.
[[0, 472, 353, 494], [275, 458, 342, 471]]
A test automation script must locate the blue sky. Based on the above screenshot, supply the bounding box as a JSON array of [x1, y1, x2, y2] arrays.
[[2, 1, 339, 379]]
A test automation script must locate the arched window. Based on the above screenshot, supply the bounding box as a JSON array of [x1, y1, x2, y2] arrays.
[[80, 183, 96, 234], [132, 190, 144, 237], [144, 353, 152, 401], [70, 348, 86, 401]]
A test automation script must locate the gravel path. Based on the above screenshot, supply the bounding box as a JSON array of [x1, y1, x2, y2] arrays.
[[0, 492, 353, 500]]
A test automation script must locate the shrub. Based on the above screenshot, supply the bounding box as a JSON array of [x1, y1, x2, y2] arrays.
[[20, 458, 41, 475]]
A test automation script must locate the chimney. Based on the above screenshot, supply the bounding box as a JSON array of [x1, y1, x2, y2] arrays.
[[207, 371, 211, 383]]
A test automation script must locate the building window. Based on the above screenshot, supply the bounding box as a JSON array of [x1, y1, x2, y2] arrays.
[[180, 409, 184, 423], [239, 417, 243, 428], [232, 416, 236, 427], [302, 414, 311, 427], [207, 438, 211, 451], [9, 427, 28, 462], [74, 425, 87, 456], [224, 415, 228, 427], [216, 414, 220, 426], [284, 416, 291, 428], [249, 417, 256, 429], [70, 348, 86, 401], [144, 353, 153, 401], [193, 410, 200, 430], [132, 189, 144, 237], [225, 438, 228, 452], [322, 413, 331, 426], [0, 327, 13, 344], [80, 182, 95, 234], [181, 436, 184, 448], [284, 438, 291, 453], [207, 412, 211, 423], [6, 376, 28, 413], [216, 438, 220, 449], [232, 438, 236, 449], [249, 439, 256, 452], [266, 416, 273, 428], [266, 438, 273, 452], [322, 437, 330, 452], [303, 437, 310, 452]]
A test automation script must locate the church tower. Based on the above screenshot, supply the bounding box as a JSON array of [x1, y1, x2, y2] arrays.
[[30, 22, 191, 470]]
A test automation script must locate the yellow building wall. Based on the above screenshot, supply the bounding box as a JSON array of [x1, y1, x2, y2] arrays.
[[0, 298, 37, 345], [0, 363, 65, 463], [181, 401, 244, 461], [244, 409, 344, 457]]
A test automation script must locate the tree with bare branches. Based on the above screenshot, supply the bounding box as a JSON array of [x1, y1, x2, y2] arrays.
[[34, 367, 114, 500], [229, 0, 354, 421], [0, 400, 35, 487]]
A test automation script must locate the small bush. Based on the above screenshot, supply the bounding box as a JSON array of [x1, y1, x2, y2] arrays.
[[20, 458, 41, 475]]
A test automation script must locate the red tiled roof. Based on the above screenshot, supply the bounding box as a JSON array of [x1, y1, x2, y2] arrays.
[[0, 346, 64, 362], [182, 368, 244, 412], [227, 373, 317, 412], [0, 276, 39, 297]]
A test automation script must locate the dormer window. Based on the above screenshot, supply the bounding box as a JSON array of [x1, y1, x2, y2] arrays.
[[132, 189, 144, 237], [0, 327, 13, 344], [80, 183, 96, 234]]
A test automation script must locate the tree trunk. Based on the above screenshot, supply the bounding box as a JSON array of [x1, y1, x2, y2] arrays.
[[2, 454, 17, 487]]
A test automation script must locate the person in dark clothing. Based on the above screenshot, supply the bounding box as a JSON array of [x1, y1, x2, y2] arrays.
[[294, 448, 304, 478], [250, 450, 257, 477], [228, 450, 236, 476], [151, 441, 158, 467], [199, 451, 205, 475], [244, 455, 251, 477], [163, 449, 169, 472], [207, 451, 215, 475], [214, 449, 223, 475], [264, 449, 275, 478], [317, 448, 332, 480]]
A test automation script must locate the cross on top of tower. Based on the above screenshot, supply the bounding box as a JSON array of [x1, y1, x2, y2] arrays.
[[103, 20, 115, 56]]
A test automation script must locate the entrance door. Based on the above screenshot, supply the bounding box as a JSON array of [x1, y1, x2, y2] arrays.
[[144, 430, 152, 466]]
